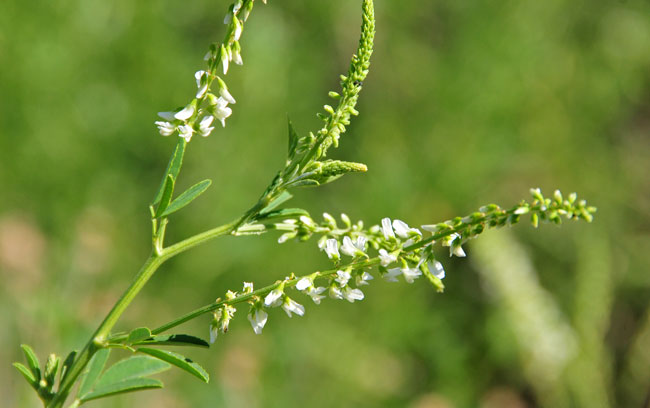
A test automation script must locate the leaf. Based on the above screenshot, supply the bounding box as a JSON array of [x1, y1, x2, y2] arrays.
[[257, 208, 310, 222], [133, 334, 209, 348], [154, 174, 175, 217], [20, 344, 41, 382], [59, 350, 77, 384], [79, 378, 163, 402], [152, 139, 186, 205], [94, 355, 170, 390], [287, 117, 299, 159], [160, 179, 212, 218], [259, 191, 293, 215], [78, 348, 111, 398], [13, 362, 37, 388], [127, 327, 153, 344], [138, 348, 209, 383]]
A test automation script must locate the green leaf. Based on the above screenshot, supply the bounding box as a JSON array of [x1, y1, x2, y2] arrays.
[[127, 327, 153, 344], [257, 208, 310, 222], [152, 139, 186, 205], [287, 117, 299, 159], [79, 378, 163, 402], [133, 334, 209, 348], [44, 354, 60, 391], [94, 355, 170, 390], [59, 350, 77, 384], [78, 348, 111, 398], [154, 174, 175, 217], [138, 348, 209, 383], [259, 191, 293, 215], [20, 344, 41, 382], [13, 362, 37, 388], [160, 179, 212, 218]]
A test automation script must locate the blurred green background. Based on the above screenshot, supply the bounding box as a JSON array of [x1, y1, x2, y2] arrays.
[[1, 0, 649, 407]]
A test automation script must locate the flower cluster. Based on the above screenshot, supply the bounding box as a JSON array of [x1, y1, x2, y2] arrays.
[[155, 0, 265, 142]]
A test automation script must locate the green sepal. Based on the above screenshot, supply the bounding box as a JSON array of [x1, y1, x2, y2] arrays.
[[79, 378, 163, 402], [20, 344, 41, 383], [259, 191, 293, 215], [286, 179, 320, 188], [132, 334, 209, 348], [287, 117, 299, 160], [78, 348, 111, 398], [152, 139, 186, 205], [138, 348, 209, 383], [154, 174, 176, 217], [127, 327, 153, 344], [13, 362, 37, 389], [160, 179, 212, 218]]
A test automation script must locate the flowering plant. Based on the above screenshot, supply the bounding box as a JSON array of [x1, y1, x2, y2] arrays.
[[13, 1, 595, 407]]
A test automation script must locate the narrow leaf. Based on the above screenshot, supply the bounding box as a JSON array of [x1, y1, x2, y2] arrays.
[[44, 354, 60, 391], [287, 117, 299, 159], [127, 327, 153, 344], [160, 179, 212, 218], [20, 344, 41, 382], [59, 350, 77, 384], [154, 174, 175, 217], [13, 362, 37, 388], [78, 348, 111, 398], [138, 348, 209, 383], [259, 191, 293, 215], [133, 334, 209, 348], [80, 378, 163, 402], [152, 139, 186, 205], [94, 355, 170, 389], [257, 208, 310, 222]]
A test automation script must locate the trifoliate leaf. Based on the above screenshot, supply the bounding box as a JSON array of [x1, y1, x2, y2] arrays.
[[137, 348, 209, 383]]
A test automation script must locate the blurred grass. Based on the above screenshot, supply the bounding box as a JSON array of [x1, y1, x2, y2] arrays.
[[1, 0, 649, 407]]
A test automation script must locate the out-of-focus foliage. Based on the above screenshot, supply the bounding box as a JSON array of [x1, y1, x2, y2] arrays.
[[1, 0, 649, 407]]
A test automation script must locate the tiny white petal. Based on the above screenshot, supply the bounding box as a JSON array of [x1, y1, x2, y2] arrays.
[[155, 121, 175, 136], [158, 111, 176, 121], [430, 261, 445, 279], [340, 236, 358, 257], [264, 288, 283, 307], [282, 298, 305, 318], [402, 267, 422, 284], [243, 282, 254, 292], [335, 270, 351, 286], [324, 239, 340, 260], [342, 287, 364, 303], [178, 125, 194, 142], [174, 104, 195, 121], [329, 285, 343, 299], [356, 271, 374, 286], [384, 268, 401, 282], [296, 277, 312, 291], [381, 218, 395, 240], [378, 249, 397, 267]]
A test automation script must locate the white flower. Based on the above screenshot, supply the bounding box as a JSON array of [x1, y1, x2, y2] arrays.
[[402, 267, 422, 283], [247, 308, 268, 334], [157, 111, 176, 121], [215, 77, 236, 104], [342, 287, 364, 303], [178, 124, 194, 142], [243, 281, 254, 293], [209, 324, 219, 343], [264, 288, 283, 307], [383, 268, 401, 282], [232, 41, 243, 65], [296, 277, 312, 291], [392, 219, 422, 239], [198, 115, 215, 137], [174, 104, 195, 121], [421, 224, 439, 233], [429, 260, 445, 279], [282, 297, 305, 318], [341, 236, 363, 257], [329, 285, 343, 300], [324, 238, 340, 261], [355, 271, 374, 286], [444, 233, 466, 257], [381, 217, 395, 240], [155, 121, 175, 136], [378, 249, 397, 267], [232, 17, 243, 41], [219, 45, 229, 75], [212, 97, 233, 127], [335, 270, 351, 286], [195, 70, 209, 98], [306, 286, 326, 304]]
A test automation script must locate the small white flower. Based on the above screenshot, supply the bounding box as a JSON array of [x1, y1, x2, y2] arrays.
[[224, 11, 233, 25], [195, 70, 209, 98], [447, 233, 466, 257], [178, 124, 194, 142], [155, 121, 175, 136], [335, 270, 351, 286], [232, 41, 243, 65], [219, 45, 229, 75], [306, 286, 326, 304], [378, 249, 397, 267], [318, 236, 328, 251], [247, 308, 268, 334], [329, 285, 343, 300], [354, 236, 367, 251], [212, 97, 233, 127], [324, 238, 340, 261], [342, 287, 364, 303], [282, 297, 305, 318], [402, 267, 422, 283], [322, 212, 336, 226], [174, 104, 195, 121], [296, 277, 312, 291], [421, 224, 439, 233], [429, 261, 445, 279], [243, 282, 254, 293], [392, 219, 422, 239], [383, 268, 402, 282], [232, 16, 243, 41], [158, 111, 176, 121], [381, 217, 395, 240], [514, 206, 529, 215], [198, 115, 215, 137], [215, 77, 236, 104], [355, 271, 374, 286], [340, 236, 361, 257], [264, 288, 283, 307]]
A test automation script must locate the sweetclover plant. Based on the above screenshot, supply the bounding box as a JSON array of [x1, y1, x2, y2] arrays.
[[13, 0, 596, 406]]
